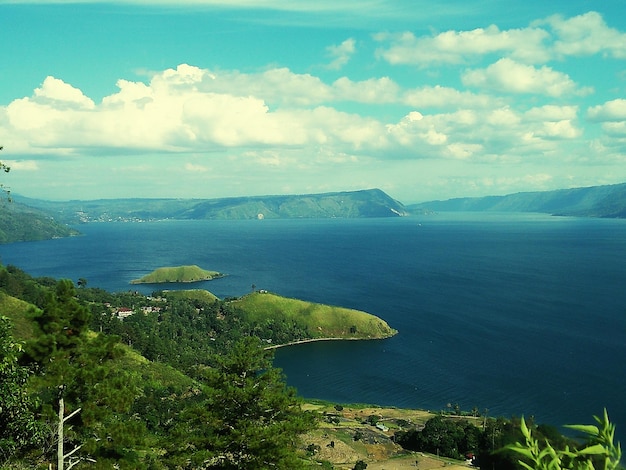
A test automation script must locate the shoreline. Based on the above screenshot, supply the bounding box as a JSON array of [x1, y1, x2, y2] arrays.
[[265, 334, 395, 350]]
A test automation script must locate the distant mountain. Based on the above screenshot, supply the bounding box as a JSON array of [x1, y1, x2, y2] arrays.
[[408, 182, 626, 218], [0, 201, 79, 244], [18, 188, 408, 224]]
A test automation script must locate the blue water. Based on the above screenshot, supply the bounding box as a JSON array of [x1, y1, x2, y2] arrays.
[[2, 213, 625, 440]]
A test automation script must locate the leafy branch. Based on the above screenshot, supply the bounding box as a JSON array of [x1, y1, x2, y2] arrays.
[[506, 409, 622, 470], [0, 146, 11, 202], [0, 146, 8, 173]]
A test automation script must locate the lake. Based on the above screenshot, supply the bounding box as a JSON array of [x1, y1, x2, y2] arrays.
[[2, 213, 625, 439]]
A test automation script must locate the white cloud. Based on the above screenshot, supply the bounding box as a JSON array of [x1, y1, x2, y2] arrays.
[[33, 76, 95, 109], [525, 105, 578, 121], [0, 62, 602, 186], [242, 150, 284, 167], [386, 109, 492, 160], [534, 120, 581, 139], [541, 11, 626, 59], [601, 122, 626, 137], [472, 173, 554, 191], [184, 162, 209, 172], [586, 100, 626, 153], [485, 107, 520, 127], [523, 105, 581, 139], [386, 111, 448, 148], [326, 38, 356, 70], [5, 77, 95, 147], [374, 24, 550, 65], [384, 102, 584, 164], [2, 65, 393, 157], [375, 11, 626, 67], [332, 76, 399, 103], [446, 142, 483, 160], [3, 160, 39, 171], [402, 85, 498, 109], [171, 66, 331, 107], [462, 58, 587, 97], [587, 99, 626, 121], [190, 67, 400, 106]]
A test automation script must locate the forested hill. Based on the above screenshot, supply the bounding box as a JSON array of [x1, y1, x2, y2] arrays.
[[20, 188, 408, 223], [408, 182, 626, 218]]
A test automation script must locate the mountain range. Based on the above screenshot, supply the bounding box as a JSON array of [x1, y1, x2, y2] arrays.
[[17, 188, 408, 224], [408, 182, 626, 218]]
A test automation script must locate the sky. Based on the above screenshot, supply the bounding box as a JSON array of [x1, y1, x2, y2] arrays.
[[2, 0, 626, 203]]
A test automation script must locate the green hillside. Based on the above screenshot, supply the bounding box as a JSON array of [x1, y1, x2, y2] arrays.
[[0, 202, 79, 244], [232, 291, 397, 343], [182, 188, 408, 220], [130, 264, 224, 284], [0, 292, 37, 339]]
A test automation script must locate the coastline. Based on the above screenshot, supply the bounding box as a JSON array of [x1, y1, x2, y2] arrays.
[[265, 334, 395, 350]]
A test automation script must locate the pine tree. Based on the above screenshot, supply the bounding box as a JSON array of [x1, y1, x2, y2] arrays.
[[26, 280, 144, 467], [166, 336, 316, 469], [27, 279, 91, 366]]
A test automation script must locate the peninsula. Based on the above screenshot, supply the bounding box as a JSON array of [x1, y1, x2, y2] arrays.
[[130, 265, 224, 284], [231, 291, 397, 344]]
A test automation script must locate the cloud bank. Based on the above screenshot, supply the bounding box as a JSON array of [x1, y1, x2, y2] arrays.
[[1, 63, 592, 165], [1, 7, 625, 201]]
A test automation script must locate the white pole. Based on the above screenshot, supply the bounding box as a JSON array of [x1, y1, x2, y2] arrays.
[[57, 396, 64, 470]]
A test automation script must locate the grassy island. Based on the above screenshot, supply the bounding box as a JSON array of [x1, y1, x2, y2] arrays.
[[232, 291, 397, 344], [130, 265, 224, 284]]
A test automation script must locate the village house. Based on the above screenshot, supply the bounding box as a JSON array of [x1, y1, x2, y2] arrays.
[[115, 307, 134, 320]]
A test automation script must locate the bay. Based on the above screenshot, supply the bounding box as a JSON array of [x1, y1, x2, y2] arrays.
[[1, 213, 625, 440]]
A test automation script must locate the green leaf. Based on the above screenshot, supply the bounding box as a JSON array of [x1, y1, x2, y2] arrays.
[[577, 444, 608, 455], [518, 461, 535, 470], [564, 424, 599, 436], [506, 444, 534, 460], [520, 416, 530, 438]]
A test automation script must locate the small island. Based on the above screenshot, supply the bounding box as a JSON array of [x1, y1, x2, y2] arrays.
[[130, 265, 225, 284]]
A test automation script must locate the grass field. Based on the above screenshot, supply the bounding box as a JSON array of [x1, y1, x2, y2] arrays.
[[162, 289, 219, 303], [0, 292, 37, 340], [233, 291, 397, 341]]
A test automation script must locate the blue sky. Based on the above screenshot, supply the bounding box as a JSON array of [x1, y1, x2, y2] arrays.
[[2, 0, 626, 203]]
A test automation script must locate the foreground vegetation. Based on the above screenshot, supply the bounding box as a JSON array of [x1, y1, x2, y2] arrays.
[[0, 264, 621, 469]]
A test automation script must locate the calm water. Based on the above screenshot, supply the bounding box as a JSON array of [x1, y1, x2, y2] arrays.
[[2, 213, 625, 439]]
